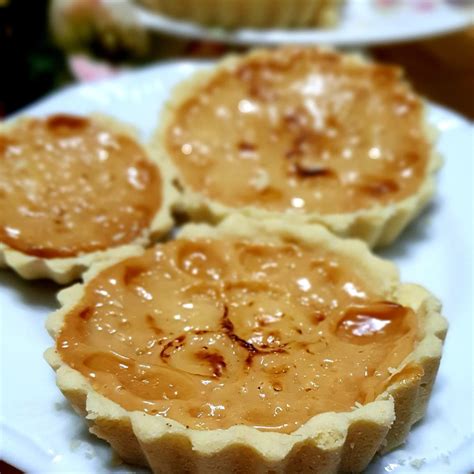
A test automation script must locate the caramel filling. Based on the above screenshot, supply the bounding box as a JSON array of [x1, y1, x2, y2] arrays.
[[0, 115, 162, 258], [58, 239, 419, 433], [166, 47, 429, 214]]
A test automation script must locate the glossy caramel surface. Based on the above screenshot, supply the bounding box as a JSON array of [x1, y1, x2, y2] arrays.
[[0, 115, 162, 258], [166, 47, 429, 214], [58, 239, 419, 433]]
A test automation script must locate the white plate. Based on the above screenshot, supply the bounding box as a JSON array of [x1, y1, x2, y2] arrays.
[[0, 61, 473, 473], [133, 0, 473, 46]]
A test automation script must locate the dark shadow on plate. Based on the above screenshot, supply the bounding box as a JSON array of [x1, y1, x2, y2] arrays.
[[0, 268, 61, 311], [377, 199, 441, 261]]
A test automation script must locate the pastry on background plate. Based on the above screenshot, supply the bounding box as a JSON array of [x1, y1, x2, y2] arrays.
[[0, 114, 177, 283], [137, 0, 342, 28], [155, 46, 440, 247], [45, 215, 447, 473]]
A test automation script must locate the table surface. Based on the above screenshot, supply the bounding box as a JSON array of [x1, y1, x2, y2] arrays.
[[1, 27, 472, 474], [371, 28, 474, 120]]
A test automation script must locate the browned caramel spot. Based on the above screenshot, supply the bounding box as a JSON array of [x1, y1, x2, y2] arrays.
[[238, 141, 256, 152], [46, 114, 88, 130], [359, 179, 400, 196], [166, 46, 429, 214], [146, 314, 162, 336], [222, 304, 259, 365], [79, 307, 92, 321], [195, 349, 227, 377], [0, 115, 162, 258], [58, 239, 419, 434], [312, 312, 326, 324], [293, 163, 335, 179], [160, 335, 187, 360], [0, 136, 12, 155], [123, 265, 147, 286]]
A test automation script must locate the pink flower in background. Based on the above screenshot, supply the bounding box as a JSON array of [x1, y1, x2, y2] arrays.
[[373, 0, 471, 10], [374, 0, 442, 10], [414, 0, 436, 10], [375, 0, 398, 8], [69, 55, 122, 82]]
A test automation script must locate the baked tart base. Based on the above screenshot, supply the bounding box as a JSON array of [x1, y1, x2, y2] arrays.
[[137, 0, 342, 29], [154, 47, 441, 248], [45, 215, 447, 472], [0, 114, 178, 284]]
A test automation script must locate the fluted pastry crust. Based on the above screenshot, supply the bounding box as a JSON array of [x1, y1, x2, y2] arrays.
[[0, 114, 178, 284], [152, 47, 441, 249], [45, 215, 447, 473], [137, 0, 342, 28]]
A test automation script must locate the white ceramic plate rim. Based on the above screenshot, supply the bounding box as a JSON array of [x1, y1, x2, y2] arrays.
[[132, 1, 472, 46]]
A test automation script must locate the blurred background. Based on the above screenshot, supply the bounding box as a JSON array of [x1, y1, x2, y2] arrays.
[[0, 0, 473, 119]]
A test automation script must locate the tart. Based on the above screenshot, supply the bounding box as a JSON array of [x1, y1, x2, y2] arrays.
[[0, 113, 176, 283], [154, 46, 441, 247], [136, 0, 342, 28], [45, 215, 447, 472]]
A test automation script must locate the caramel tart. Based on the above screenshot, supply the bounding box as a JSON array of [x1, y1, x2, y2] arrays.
[[155, 47, 440, 247], [45, 215, 447, 472], [0, 114, 177, 283], [137, 0, 342, 28]]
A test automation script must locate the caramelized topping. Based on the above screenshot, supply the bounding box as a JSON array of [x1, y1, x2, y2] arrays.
[[336, 302, 410, 344], [58, 239, 419, 433], [166, 47, 429, 214], [0, 115, 162, 258]]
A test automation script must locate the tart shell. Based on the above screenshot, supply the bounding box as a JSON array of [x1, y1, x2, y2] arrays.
[[0, 114, 178, 284], [152, 48, 442, 248], [45, 215, 447, 473], [137, 0, 342, 28]]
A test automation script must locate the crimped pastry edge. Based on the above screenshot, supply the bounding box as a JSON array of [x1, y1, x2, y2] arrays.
[[137, 0, 342, 28], [45, 215, 447, 473], [0, 113, 178, 284], [151, 46, 442, 249]]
